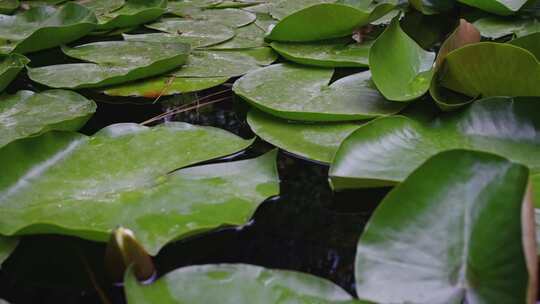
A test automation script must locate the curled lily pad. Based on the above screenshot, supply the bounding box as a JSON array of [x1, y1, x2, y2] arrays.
[[369, 17, 435, 102], [0, 122, 265, 255], [0, 90, 96, 148], [473, 16, 540, 39], [103, 76, 228, 98], [458, 0, 528, 15], [0, 54, 28, 92], [355, 150, 537, 303], [169, 7, 256, 28], [234, 64, 405, 121], [0, 0, 18, 14], [329, 97, 540, 190], [125, 264, 357, 304], [266, 3, 394, 42], [439, 42, 540, 97], [172, 48, 277, 78], [28, 41, 190, 89], [0, 3, 97, 54], [270, 38, 371, 67], [91, 0, 167, 30], [247, 109, 361, 163], [145, 19, 235, 48]]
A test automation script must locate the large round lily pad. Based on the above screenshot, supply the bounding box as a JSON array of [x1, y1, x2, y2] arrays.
[[169, 7, 256, 28], [125, 264, 357, 304], [355, 150, 536, 303], [208, 22, 267, 50], [370, 17, 435, 102], [247, 109, 361, 163], [268, 0, 334, 20], [27, 41, 190, 89], [329, 97, 540, 191], [234, 64, 405, 121], [145, 19, 236, 48], [0, 90, 96, 148], [91, 0, 167, 30], [0, 3, 97, 54], [458, 0, 528, 15], [0, 54, 28, 92], [0, 122, 269, 255]]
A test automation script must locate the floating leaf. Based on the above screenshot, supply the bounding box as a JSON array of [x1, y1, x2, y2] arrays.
[[369, 17, 435, 102], [438, 42, 540, 98], [0, 54, 28, 92], [409, 0, 454, 14], [169, 7, 256, 28], [0, 124, 276, 255], [208, 22, 267, 49], [266, 3, 394, 42], [247, 109, 361, 163], [269, 0, 334, 20], [234, 64, 405, 121], [125, 264, 357, 304], [458, 0, 528, 15], [0, 236, 17, 267], [270, 38, 371, 67], [509, 32, 540, 60], [145, 19, 235, 48], [355, 150, 537, 304], [0, 3, 97, 54], [28, 41, 190, 89], [92, 0, 167, 30], [0, 0, 18, 14], [473, 16, 540, 39], [103, 76, 228, 98], [330, 97, 540, 190], [76, 0, 125, 19], [0, 90, 96, 148]]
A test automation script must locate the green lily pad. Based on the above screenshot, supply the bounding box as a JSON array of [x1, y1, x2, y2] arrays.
[[409, 0, 454, 14], [0, 3, 97, 54], [355, 150, 536, 303], [0, 90, 96, 148], [28, 41, 190, 89], [439, 42, 540, 98], [234, 64, 405, 122], [473, 16, 540, 39], [270, 38, 371, 67], [0, 54, 28, 92], [145, 19, 235, 48], [125, 264, 357, 304], [509, 32, 540, 60], [0, 0, 18, 14], [76, 0, 125, 18], [458, 0, 528, 15], [266, 3, 394, 42], [208, 22, 267, 49], [172, 48, 277, 78], [0, 122, 266, 255], [169, 7, 256, 28], [0, 236, 17, 267], [92, 0, 167, 30], [268, 0, 334, 20], [329, 97, 540, 190], [247, 109, 361, 163], [103, 76, 228, 98], [369, 17, 435, 102]]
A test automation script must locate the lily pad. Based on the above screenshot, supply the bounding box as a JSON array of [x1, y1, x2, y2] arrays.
[[125, 264, 357, 304], [0, 0, 18, 14], [355, 150, 536, 303], [369, 17, 435, 102], [270, 38, 371, 67], [172, 48, 277, 78], [247, 109, 361, 163], [266, 3, 394, 42], [76, 0, 125, 18], [0, 54, 28, 92], [439, 42, 540, 98], [0, 236, 17, 267], [0, 90, 96, 148], [169, 7, 256, 28], [234, 64, 405, 121], [329, 97, 540, 190], [0, 122, 266, 255], [92, 0, 167, 30], [409, 0, 454, 14], [103, 76, 228, 98], [208, 22, 267, 49], [28, 41, 190, 89], [509, 32, 540, 60], [145, 19, 235, 48], [458, 0, 528, 15], [268, 0, 334, 20], [473, 16, 540, 39], [0, 3, 97, 54]]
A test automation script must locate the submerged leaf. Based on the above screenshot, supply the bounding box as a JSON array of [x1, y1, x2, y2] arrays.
[[0, 125, 277, 255], [234, 64, 405, 121], [329, 97, 540, 190], [0, 54, 28, 92], [0, 90, 96, 148], [355, 150, 536, 303]]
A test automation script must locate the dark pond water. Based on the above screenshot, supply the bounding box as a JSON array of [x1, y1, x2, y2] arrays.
[[0, 46, 394, 304]]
